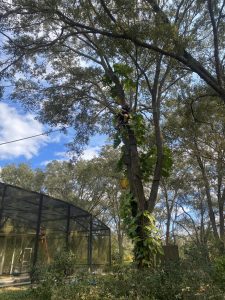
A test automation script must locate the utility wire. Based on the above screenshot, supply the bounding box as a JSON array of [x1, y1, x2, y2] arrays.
[[0, 108, 106, 147], [0, 126, 71, 146]]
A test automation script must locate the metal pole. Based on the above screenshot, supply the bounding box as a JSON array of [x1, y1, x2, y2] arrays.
[[0, 185, 7, 275], [32, 194, 43, 267], [66, 204, 71, 249], [0, 185, 7, 229], [88, 215, 93, 270], [109, 229, 112, 266]]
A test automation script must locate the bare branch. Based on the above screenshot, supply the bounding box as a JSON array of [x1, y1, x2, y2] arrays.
[[207, 0, 223, 86], [99, 0, 117, 23]]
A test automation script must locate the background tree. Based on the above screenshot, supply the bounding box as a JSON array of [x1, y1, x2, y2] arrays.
[[0, 163, 45, 192], [164, 91, 225, 253]]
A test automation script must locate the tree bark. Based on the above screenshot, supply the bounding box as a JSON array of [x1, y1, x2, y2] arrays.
[[123, 126, 147, 212], [166, 212, 171, 246], [193, 138, 219, 241], [117, 226, 124, 263], [163, 183, 176, 246], [148, 87, 163, 212], [219, 188, 225, 251]]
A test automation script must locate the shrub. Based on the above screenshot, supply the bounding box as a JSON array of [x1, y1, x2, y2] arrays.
[[26, 254, 225, 299], [31, 250, 77, 300], [212, 255, 225, 291]]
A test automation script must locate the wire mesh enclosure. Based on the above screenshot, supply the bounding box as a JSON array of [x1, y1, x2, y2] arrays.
[[0, 182, 111, 276]]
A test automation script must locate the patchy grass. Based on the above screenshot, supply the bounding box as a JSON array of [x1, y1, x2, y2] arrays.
[[0, 287, 32, 300]]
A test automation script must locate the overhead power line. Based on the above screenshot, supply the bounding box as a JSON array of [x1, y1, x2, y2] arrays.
[[0, 126, 71, 146], [0, 108, 106, 147]]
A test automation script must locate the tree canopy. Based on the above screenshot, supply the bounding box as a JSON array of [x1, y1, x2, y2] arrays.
[[0, 0, 224, 265]]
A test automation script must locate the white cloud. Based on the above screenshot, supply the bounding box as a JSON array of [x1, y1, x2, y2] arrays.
[[40, 144, 102, 167], [54, 151, 73, 160], [80, 147, 100, 160], [56, 146, 100, 161], [0, 103, 49, 160], [52, 146, 100, 162], [40, 151, 72, 166], [55, 147, 100, 161], [40, 160, 53, 167]]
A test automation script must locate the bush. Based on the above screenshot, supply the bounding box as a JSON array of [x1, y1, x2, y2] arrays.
[[31, 250, 77, 300], [212, 255, 225, 291], [4, 252, 221, 300], [30, 262, 224, 299]]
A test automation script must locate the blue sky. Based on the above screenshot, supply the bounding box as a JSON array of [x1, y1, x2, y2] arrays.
[[0, 34, 109, 170], [0, 101, 108, 169]]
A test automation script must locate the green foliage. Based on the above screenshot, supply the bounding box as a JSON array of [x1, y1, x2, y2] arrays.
[[113, 64, 133, 77], [113, 131, 122, 148], [129, 113, 146, 145], [102, 75, 112, 85], [139, 145, 173, 181], [0, 163, 45, 192], [179, 259, 224, 299], [113, 63, 136, 91], [123, 78, 136, 91], [2, 262, 225, 300], [31, 250, 76, 300], [113, 108, 173, 181], [133, 211, 163, 268], [120, 193, 134, 229], [116, 142, 173, 182], [162, 146, 173, 177], [139, 147, 156, 181], [109, 85, 120, 100], [1, 0, 225, 280], [212, 256, 225, 291], [102, 63, 136, 102], [120, 192, 162, 267], [0, 289, 33, 300], [183, 243, 210, 267], [40, 264, 225, 299]]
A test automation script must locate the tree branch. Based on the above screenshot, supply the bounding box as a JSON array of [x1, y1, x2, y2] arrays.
[[207, 0, 223, 86]]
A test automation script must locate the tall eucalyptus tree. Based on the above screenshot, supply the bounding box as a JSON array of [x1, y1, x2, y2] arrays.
[[0, 0, 189, 266]]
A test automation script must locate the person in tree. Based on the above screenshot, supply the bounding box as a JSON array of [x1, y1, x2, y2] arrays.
[[116, 104, 131, 128]]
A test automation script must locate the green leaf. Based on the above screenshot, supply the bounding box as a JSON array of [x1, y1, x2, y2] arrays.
[[113, 63, 133, 77]]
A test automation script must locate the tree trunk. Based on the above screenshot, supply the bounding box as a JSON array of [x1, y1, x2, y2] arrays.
[[148, 57, 164, 213], [121, 124, 147, 267], [166, 213, 171, 246], [219, 188, 225, 252], [123, 126, 146, 212], [193, 139, 220, 242], [199, 195, 206, 245], [117, 228, 124, 263], [148, 103, 163, 212], [163, 182, 173, 246]]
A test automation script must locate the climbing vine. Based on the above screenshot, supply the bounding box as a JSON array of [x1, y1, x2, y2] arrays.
[[103, 63, 170, 267], [114, 117, 173, 183], [120, 191, 163, 267]]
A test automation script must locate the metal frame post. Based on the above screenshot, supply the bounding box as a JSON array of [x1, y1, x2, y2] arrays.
[[33, 194, 43, 267], [88, 215, 93, 270], [66, 204, 71, 249], [0, 185, 7, 229], [109, 229, 112, 266], [0, 185, 7, 275]]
